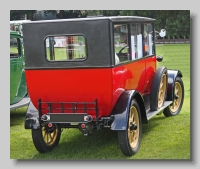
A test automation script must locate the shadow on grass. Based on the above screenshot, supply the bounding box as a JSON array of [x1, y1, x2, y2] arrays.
[[142, 113, 167, 134], [11, 110, 174, 160], [30, 115, 166, 160], [10, 107, 27, 126], [31, 128, 128, 160]]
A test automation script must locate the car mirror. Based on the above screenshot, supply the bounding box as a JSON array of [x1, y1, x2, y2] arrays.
[[159, 29, 166, 37]]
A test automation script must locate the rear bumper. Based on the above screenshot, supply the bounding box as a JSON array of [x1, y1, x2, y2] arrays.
[[24, 100, 95, 129], [41, 113, 92, 123]]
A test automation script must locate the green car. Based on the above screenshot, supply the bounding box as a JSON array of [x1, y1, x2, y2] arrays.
[[10, 30, 30, 110]]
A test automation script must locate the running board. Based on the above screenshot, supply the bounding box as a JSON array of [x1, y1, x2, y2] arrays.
[[146, 101, 172, 120], [10, 97, 30, 110]]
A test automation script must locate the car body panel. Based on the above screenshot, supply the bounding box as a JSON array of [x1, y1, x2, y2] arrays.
[[10, 30, 29, 108]]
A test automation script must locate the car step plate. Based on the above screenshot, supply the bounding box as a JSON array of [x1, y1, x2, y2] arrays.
[[146, 101, 172, 120]]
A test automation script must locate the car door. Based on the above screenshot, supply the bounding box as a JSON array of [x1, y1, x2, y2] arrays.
[[10, 32, 27, 105], [143, 23, 157, 94]]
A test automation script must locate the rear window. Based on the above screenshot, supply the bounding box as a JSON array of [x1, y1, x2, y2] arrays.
[[45, 35, 87, 61]]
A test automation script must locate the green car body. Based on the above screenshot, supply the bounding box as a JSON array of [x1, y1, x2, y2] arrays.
[[10, 30, 29, 109]]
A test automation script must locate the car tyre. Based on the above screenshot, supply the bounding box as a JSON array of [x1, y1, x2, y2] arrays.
[[163, 77, 184, 117], [118, 99, 142, 156], [32, 123, 61, 153], [150, 66, 168, 111]]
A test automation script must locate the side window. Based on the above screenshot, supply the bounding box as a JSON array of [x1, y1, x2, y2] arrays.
[[130, 23, 142, 59], [45, 35, 87, 61], [114, 24, 129, 64], [143, 23, 154, 56], [10, 37, 20, 58]]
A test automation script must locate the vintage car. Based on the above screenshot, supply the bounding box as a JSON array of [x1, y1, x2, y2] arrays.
[[23, 16, 184, 156], [10, 30, 30, 110]]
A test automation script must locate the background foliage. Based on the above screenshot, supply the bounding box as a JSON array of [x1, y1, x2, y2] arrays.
[[10, 10, 190, 39]]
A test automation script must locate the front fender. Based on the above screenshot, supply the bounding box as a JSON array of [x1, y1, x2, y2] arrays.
[[166, 70, 183, 101], [110, 90, 146, 130]]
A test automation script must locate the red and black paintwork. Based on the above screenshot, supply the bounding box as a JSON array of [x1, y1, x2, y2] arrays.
[[23, 16, 182, 131], [25, 55, 156, 116]]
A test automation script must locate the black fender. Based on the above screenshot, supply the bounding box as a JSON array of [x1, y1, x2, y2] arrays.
[[110, 90, 147, 130], [24, 101, 40, 129], [166, 70, 183, 101]]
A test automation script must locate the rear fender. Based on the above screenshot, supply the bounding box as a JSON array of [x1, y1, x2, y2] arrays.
[[110, 90, 147, 130], [166, 70, 183, 101], [24, 101, 40, 129]]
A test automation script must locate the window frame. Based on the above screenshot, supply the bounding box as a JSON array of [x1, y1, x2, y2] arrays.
[[113, 23, 130, 64], [112, 22, 155, 66], [44, 34, 88, 62], [143, 23, 155, 57]]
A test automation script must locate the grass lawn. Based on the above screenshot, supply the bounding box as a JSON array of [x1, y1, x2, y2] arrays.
[[10, 44, 190, 160]]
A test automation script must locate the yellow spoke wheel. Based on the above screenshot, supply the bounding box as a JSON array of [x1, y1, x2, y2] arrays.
[[32, 123, 61, 153], [163, 77, 184, 117], [150, 66, 167, 111], [42, 126, 59, 146], [158, 74, 167, 108], [118, 99, 142, 156], [128, 106, 140, 149], [169, 82, 182, 112]]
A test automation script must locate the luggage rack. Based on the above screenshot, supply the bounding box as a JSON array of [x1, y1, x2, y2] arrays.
[[38, 99, 99, 121]]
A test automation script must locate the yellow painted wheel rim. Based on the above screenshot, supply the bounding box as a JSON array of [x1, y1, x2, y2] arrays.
[[158, 74, 167, 108], [169, 82, 182, 112], [42, 126, 58, 146], [128, 106, 139, 149]]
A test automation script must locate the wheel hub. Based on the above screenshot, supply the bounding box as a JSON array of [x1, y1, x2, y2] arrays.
[[45, 123, 56, 133], [175, 94, 179, 99], [130, 123, 137, 132]]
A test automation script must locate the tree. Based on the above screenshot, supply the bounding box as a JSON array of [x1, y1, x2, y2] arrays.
[[163, 10, 190, 39], [10, 10, 37, 21], [10, 10, 24, 20], [84, 10, 120, 17], [10, 10, 190, 39], [44, 10, 86, 19]]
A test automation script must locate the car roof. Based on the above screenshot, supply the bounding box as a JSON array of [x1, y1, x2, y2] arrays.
[[22, 16, 155, 25]]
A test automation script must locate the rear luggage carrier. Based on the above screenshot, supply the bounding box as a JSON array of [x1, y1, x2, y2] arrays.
[[25, 99, 102, 130], [38, 99, 99, 123]]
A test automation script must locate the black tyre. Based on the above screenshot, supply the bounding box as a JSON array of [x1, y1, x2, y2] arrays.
[[150, 66, 168, 111], [32, 123, 61, 153], [118, 99, 142, 156], [163, 77, 184, 117]]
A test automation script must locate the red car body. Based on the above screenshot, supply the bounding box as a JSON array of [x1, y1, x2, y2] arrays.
[[26, 56, 156, 118], [23, 16, 184, 156]]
